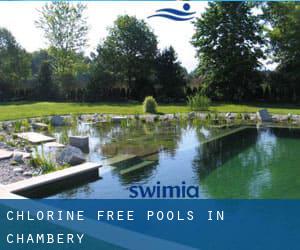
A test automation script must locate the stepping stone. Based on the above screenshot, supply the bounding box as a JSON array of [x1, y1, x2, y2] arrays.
[[51, 115, 65, 126], [105, 154, 138, 167], [23, 171, 33, 177], [111, 116, 127, 123], [13, 167, 23, 174], [17, 132, 56, 144], [0, 149, 13, 160], [44, 142, 65, 148], [120, 161, 155, 175], [257, 109, 272, 122], [69, 136, 89, 153], [13, 151, 31, 159], [32, 122, 48, 130]]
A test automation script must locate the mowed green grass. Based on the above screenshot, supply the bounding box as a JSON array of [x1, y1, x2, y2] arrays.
[[0, 102, 300, 121]]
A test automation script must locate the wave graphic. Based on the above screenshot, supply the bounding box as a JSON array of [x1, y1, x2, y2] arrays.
[[148, 4, 195, 21], [156, 8, 196, 17], [147, 14, 194, 22]]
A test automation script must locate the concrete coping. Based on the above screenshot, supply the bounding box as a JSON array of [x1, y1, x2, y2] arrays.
[[0, 185, 25, 199], [4, 162, 102, 194], [200, 126, 249, 145]]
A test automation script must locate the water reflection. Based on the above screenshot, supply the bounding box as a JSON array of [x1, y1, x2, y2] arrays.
[[199, 128, 300, 198], [46, 122, 300, 199]]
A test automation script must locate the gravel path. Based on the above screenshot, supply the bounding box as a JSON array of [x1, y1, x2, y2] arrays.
[[0, 158, 35, 184]]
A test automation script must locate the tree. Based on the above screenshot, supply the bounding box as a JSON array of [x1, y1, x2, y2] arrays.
[[191, 2, 264, 101], [90, 15, 158, 100], [37, 61, 55, 100], [31, 50, 50, 76], [263, 3, 300, 101], [35, 1, 88, 75], [0, 27, 31, 99], [155, 46, 187, 101]]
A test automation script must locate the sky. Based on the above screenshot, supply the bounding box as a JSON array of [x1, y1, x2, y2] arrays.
[[0, 1, 208, 72]]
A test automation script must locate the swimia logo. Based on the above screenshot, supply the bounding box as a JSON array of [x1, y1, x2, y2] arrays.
[[147, 3, 196, 22]]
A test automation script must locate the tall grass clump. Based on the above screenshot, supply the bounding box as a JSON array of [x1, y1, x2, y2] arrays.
[[30, 147, 58, 174], [187, 92, 211, 111], [143, 96, 158, 114]]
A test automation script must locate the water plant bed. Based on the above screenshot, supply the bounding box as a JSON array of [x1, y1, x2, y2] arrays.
[[1, 113, 300, 199], [42, 122, 300, 199]]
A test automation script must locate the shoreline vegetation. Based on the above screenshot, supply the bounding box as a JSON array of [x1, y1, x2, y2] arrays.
[[1, 102, 300, 121]]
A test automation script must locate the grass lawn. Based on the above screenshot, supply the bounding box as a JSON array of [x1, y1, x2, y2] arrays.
[[1, 101, 300, 121]]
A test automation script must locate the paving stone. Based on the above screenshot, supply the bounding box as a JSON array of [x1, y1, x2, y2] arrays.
[[51, 116, 65, 126], [44, 142, 65, 148], [111, 116, 127, 123], [69, 136, 89, 152], [32, 122, 48, 130], [17, 132, 56, 144], [13, 167, 23, 174], [23, 171, 33, 177], [13, 151, 31, 159], [0, 149, 13, 160]]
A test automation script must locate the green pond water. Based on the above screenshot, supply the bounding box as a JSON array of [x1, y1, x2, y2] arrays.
[[47, 121, 300, 199]]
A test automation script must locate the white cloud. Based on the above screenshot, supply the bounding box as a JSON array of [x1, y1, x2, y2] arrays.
[[0, 1, 207, 72]]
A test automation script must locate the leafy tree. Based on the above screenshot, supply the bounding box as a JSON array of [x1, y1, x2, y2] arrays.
[[37, 61, 55, 100], [31, 50, 50, 76], [0, 27, 31, 99], [155, 46, 187, 101], [263, 3, 300, 101], [90, 15, 158, 100], [35, 1, 88, 76], [192, 2, 264, 101]]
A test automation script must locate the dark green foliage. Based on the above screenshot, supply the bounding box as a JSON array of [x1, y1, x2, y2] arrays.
[[0, 27, 31, 100], [37, 61, 55, 100], [155, 46, 187, 101], [263, 3, 300, 101], [192, 2, 264, 101], [89, 15, 158, 101]]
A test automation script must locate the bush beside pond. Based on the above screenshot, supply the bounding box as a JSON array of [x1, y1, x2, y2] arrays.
[[143, 96, 158, 114], [187, 93, 211, 111]]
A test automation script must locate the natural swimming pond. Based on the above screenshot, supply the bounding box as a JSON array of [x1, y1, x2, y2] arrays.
[[37, 120, 300, 199]]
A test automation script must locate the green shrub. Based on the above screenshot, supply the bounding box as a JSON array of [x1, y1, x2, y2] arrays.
[[143, 96, 158, 114], [187, 93, 211, 111], [30, 148, 57, 174], [30, 147, 69, 174]]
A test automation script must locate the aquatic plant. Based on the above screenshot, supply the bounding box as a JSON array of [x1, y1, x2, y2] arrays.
[[59, 129, 69, 145], [187, 93, 211, 111], [30, 147, 68, 174], [143, 96, 158, 114], [242, 113, 250, 120], [40, 116, 50, 124], [30, 148, 54, 173], [237, 113, 243, 120], [13, 120, 22, 133], [206, 112, 212, 121], [13, 119, 31, 133], [120, 119, 128, 128]]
